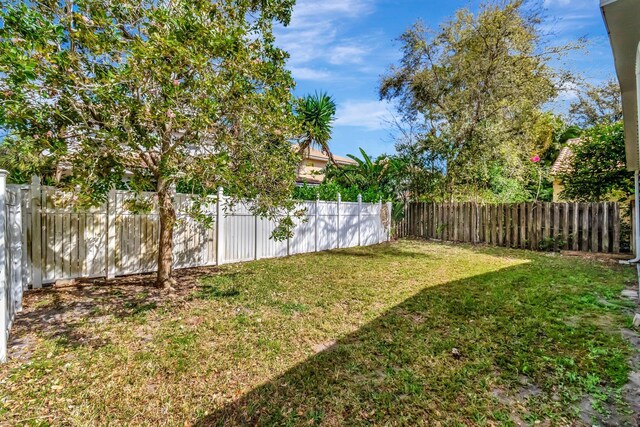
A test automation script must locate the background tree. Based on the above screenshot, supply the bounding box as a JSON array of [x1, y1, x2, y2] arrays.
[[569, 78, 623, 127], [293, 146, 412, 204], [558, 122, 633, 202], [324, 148, 406, 201], [380, 0, 579, 202], [518, 114, 581, 203], [295, 92, 337, 164], [390, 120, 445, 202], [0, 0, 299, 288]]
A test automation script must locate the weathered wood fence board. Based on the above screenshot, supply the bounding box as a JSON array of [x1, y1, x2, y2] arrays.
[[395, 201, 628, 254]]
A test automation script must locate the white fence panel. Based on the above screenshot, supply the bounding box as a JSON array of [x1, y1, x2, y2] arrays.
[[362, 203, 382, 246], [172, 194, 217, 270], [20, 183, 389, 284], [339, 202, 360, 249], [316, 201, 338, 251], [290, 201, 316, 255], [36, 187, 108, 283], [257, 215, 289, 259], [223, 201, 256, 264]]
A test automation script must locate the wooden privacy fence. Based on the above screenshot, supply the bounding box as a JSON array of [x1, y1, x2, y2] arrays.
[[395, 201, 628, 254], [0, 174, 392, 361]]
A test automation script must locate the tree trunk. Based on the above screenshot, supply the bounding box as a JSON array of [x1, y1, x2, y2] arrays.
[[156, 177, 176, 289]]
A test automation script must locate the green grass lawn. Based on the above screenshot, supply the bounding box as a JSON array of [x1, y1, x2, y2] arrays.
[[1, 241, 638, 426]]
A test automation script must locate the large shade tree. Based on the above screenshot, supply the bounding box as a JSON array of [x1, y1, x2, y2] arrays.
[[0, 0, 299, 288], [569, 78, 623, 127], [380, 0, 578, 201]]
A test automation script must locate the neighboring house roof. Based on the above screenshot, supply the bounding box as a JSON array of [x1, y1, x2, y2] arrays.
[[550, 138, 581, 176], [293, 145, 358, 185], [292, 145, 358, 166], [551, 136, 627, 179]]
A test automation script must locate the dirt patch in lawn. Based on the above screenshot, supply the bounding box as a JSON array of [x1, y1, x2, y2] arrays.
[[560, 251, 634, 264], [577, 287, 640, 427], [7, 266, 222, 363], [619, 328, 640, 426], [619, 284, 640, 426]]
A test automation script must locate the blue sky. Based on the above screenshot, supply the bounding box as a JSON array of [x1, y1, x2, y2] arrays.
[[276, 0, 615, 159]]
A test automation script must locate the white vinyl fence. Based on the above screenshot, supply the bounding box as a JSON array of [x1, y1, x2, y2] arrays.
[[0, 172, 25, 362], [0, 173, 392, 361]]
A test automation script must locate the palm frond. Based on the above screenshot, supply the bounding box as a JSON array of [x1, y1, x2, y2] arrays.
[[296, 92, 337, 161]]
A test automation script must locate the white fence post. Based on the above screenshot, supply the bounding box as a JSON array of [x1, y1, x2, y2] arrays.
[[9, 191, 23, 313], [287, 206, 295, 256], [314, 197, 319, 252], [357, 194, 362, 246], [336, 193, 341, 249], [19, 188, 29, 292], [0, 170, 7, 362], [387, 201, 393, 242], [29, 176, 42, 289], [378, 198, 383, 244], [106, 188, 117, 279], [286, 206, 291, 257], [216, 187, 225, 265], [254, 212, 259, 260]]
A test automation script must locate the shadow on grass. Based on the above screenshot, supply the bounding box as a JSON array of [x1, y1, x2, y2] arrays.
[[7, 242, 635, 424], [196, 259, 635, 426]]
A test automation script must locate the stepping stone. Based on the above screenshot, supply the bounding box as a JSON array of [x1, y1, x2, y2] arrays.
[[622, 290, 639, 300]]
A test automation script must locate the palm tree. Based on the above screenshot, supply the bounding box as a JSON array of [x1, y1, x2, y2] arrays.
[[326, 148, 406, 200], [346, 148, 383, 183], [296, 92, 337, 165]]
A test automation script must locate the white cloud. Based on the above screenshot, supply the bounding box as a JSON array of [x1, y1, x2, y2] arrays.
[[335, 100, 392, 131], [328, 45, 369, 65], [276, 0, 379, 80], [556, 81, 580, 103], [290, 0, 374, 21], [543, 0, 599, 7], [539, 13, 597, 36], [541, 0, 600, 32], [289, 67, 333, 81], [543, 0, 572, 6]]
